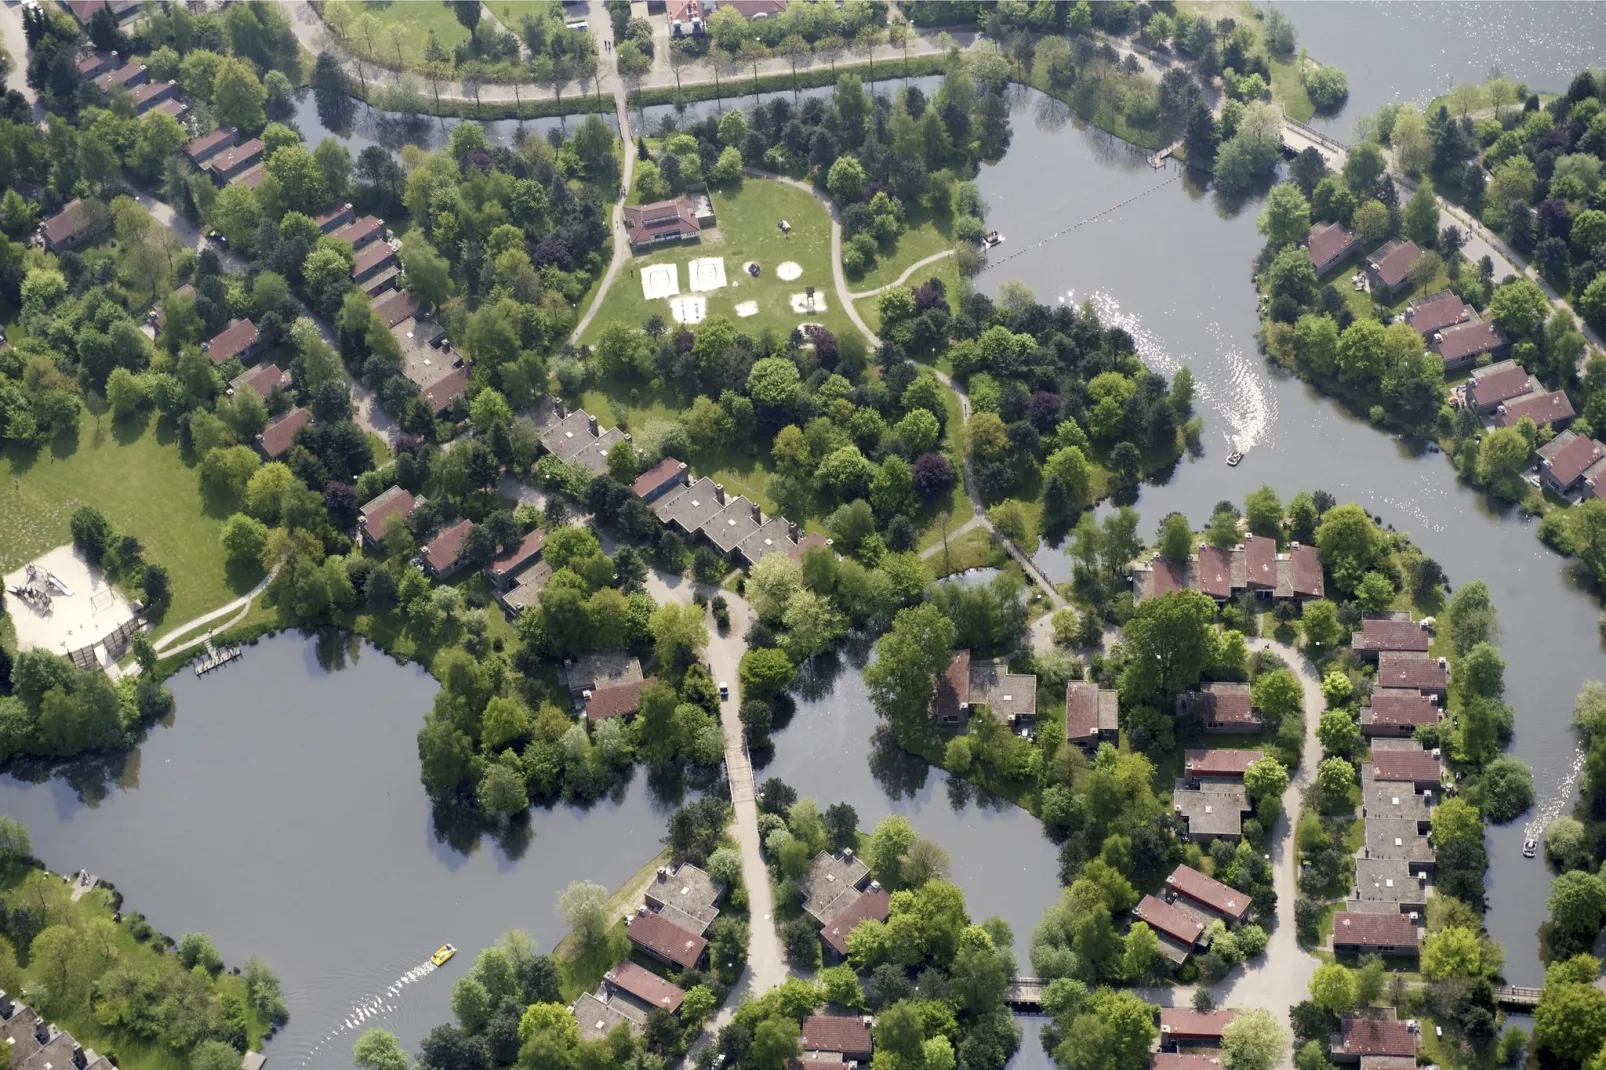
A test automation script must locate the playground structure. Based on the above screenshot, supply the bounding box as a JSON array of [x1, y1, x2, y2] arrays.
[[3, 544, 143, 670]]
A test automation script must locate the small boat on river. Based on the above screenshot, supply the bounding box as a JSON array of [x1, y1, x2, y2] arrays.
[[1226, 451, 1244, 467], [431, 944, 456, 966], [1523, 840, 1537, 858], [981, 231, 1004, 249]]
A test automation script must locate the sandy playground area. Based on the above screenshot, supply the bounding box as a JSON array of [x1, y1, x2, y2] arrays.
[[790, 292, 828, 314], [688, 257, 727, 293], [641, 263, 680, 301], [776, 261, 803, 281], [671, 295, 707, 325], [3, 544, 139, 661]]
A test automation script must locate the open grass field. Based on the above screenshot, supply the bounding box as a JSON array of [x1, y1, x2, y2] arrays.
[[323, 0, 472, 72], [849, 206, 958, 293], [582, 177, 854, 345], [0, 419, 259, 635]]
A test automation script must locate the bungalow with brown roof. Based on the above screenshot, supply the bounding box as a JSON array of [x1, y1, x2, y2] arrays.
[[353, 241, 399, 283], [486, 528, 545, 589], [206, 138, 264, 183], [1306, 222, 1359, 274], [358, 486, 419, 549], [185, 127, 237, 165], [1194, 545, 1234, 601], [1369, 744, 1443, 790], [230, 362, 290, 401], [38, 198, 105, 252], [1432, 318, 1506, 372], [968, 657, 1038, 724], [585, 677, 657, 722], [1277, 543, 1325, 601], [1172, 778, 1252, 843], [1331, 912, 1422, 957], [605, 961, 686, 1015], [420, 518, 474, 579], [1466, 360, 1537, 413], [934, 650, 971, 725], [76, 51, 116, 79], [333, 216, 385, 249], [819, 887, 890, 960], [202, 318, 260, 365], [372, 288, 421, 329], [62, 0, 139, 25], [1242, 533, 1277, 593], [1152, 1056, 1223, 1070], [146, 97, 187, 121], [131, 79, 178, 113], [316, 203, 356, 233], [1361, 690, 1440, 738], [420, 366, 469, 417], [644, 862, 725, 936], [623, 195, 704, 252], [1178, 682, 1262, 734], [1183, 749, 1262, 783], [1160, 1009, 1238, 1050], [635, 458, 689, 503], [1351, 617, 1431, 658], [1165, 864, 1250, 923], [257, 407, 311, 460], [1539, 430, 1606, 496], [1365, 239, 1421, 299], [1065, 681, 1119, 750], [1376, 652, 1448, 697], [1496, 388, 1576, 430], [1404, 290, 1469, 336], [1131, 555, 1189, 602], [627, 912, 706, 970], [1332, 1014, 1419, 1062], [801, 1016, 873, 1063], [1132, 894, 1206, 965], [93, 60, 147, 92]]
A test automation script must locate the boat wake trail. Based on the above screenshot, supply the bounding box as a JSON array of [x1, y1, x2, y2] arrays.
[[1525, 747, 1586, 842], [1072, 290, 1276, 455], [298, 959, 441, 1066]]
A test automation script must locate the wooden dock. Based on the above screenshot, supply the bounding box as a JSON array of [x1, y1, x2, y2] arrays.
[[68, 870, 100, 902], [1148, 140, 1182, 168], [193, 638, 243, 676]]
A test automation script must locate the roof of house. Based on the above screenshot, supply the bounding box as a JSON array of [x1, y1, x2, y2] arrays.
[[644, 862, 724, 935], [627, 912, 706, 969], [1376, 652, 1447, 691], [721, 0, 790, 17], [705, 496, 764, 553], [372, 288, 420, 328], [1353, 858, 1425, 906], [1364, 781, 1431, 824], [232, 162, 268, 189], [1152, 1056, 1223, 1070], [259, 407, 311, 458], [572, 991, 640, 1043], [1065, 681, 1119, 741], [653, 476, 725, 532], [1353, 617, 1431, 653], [204, 318, 259, 363], [40, 198, 94, 246], [1136, 556, 1189, 600], [968, 658, 1038, 721], [607, 961, 685, 1014], [1467, 360, 1534, 407], [333, 215, 384, 247], [1540, 431, 1606, 487], [1284, 544, 1324, 598], [420, 366, 469, 415], [634, 457, 687, 497], [1173, 781, 1252, 838], [1165, 864, 1250, 921], [1363, 689, 1440, 728], [821, 888, 891, 957], [1160, 1009, 1238, 1041], [1370, 746, 1443, 784], [207, 138, 262, 175], [1332, 911, 1422, 949], [1499, 388, 1577, 428], [802, 850, 870, 925], [499, 562, 552, 613], [231, 362, 290, 400], [132, 78, 175, 107], [1368, 239, 1421, 288], [1242, 534, 1276, 588], [186, 126, 235, 162], [1182, 682, 1258, 724], [1195, 545, 1234, 599], [1339, 1017, 1418, 1057], [353, 241, 399, 277], [94, 61, 145, 90], [623, 195, 700, 246], [1433, 319, 1504, 362], [148, 96, 187, 119], [800, 1015, 873, 1057], [1133, 894, 1206, 947], [488, 528, 546, 583], [1307, 222, 1357, 269], [359, 485, 417, 544], [423, 518, 474, 573], [562, 652, 643, 693], [1184, 749, 1262, 778], [1406, 290, 1469, 335], [1363, 818, 1435, 864], [935, 649, 972, 719], [739, 517, 800, 565], [584, 676, 654, 721]]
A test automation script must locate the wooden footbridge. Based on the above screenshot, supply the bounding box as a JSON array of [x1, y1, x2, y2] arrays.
[[1005, 978, 1048, 1010]]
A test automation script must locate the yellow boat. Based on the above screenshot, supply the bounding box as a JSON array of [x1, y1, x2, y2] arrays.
[[431, 944, 456, 967]]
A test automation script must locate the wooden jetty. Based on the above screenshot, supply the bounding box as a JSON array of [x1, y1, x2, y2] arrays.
[[1148, 139, 1182, 168], [193, 638, 243, 676], [68, 869, 100, 902]]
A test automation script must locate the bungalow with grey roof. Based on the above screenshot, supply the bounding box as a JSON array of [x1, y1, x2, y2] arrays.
[[644, 862, 725, 936], [572, 991, 643, 1043], [561, 652, 644, 699], [1362, 817, 1435, 872], [1351, 857, 1428, 913], [654, 476, 728, 536], [967, 656, 1038, 724], [1065, 681, 1119, 750], [1172, 777, 1252, 843], [704, 496, 765, 557], [1362, 781, 1431, 830], [801, 849, 873, 926]]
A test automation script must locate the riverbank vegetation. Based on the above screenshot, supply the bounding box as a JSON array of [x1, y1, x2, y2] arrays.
[[0, 819, 284, 1070]]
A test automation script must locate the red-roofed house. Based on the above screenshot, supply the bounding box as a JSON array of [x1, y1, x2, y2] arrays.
[[820, 888, 890, 959], [372, 288, 421, 328], [1306, 222, 1358, 274], [1065, 681, 1119, 750], [624, 195, 704, 252], [1331, 912, 1421, 957], [720, 0, 790, 18], [1466, 360, 1536, 413], [1351, 617, 1431, 658], [1178, 682, 1262, 734], [131, 79, 178, 114], [358, 486, 419, 549], [1497, 388, 1575, 430], [1377, 652, 1448, 697], [1369, 746, 1443, 790], [1365, 239, 1421, 298], [353, 241, 399, 282], [1160, 1009, 1238, 1049], [934, 650, 971, 725], [1165, 864, 1250, 923], [421, 518, 474, 579], [1280, 544, 1325, 600], [1243, 533, 1276, 592], [487, 528, 546, 589], [585, 676, 657, 721], [1184, 749, 1262, 782], [207, 138, 264, 183], [1539, 431, 1606, 495], [634, 458, 689, 502], [605, 962, 685, 1014], [800, 1016, 872, 1062], [1333, 1016, 1419, 1061], [1431, 319, 1506, 371], [333, 216, 385, 249], [257, 407, 311, 460], [1194, 545, 1234, 600], [230, 362, 290, 401], [1404, 290, 1470, 336], [38, 198, 105, 252], [1361, 690, 1441, 737], [317, 203, 356, 232], [202, 319, 260, 365], [1133, 556, 1189, 602], [628, 912, 707, 970], [93, 60, 146, 92], [1152, 1056, 1222, 1070], [186, 127, 238, 165], [1133, 894, 1206, 951], [420, 366, 470, 416]]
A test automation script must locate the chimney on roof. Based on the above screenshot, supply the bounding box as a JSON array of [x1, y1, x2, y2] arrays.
[[714, 483, 726, 505], [555, 399, 567, 419], [751, 502, 762, 522], [588, 415, 599, 437]]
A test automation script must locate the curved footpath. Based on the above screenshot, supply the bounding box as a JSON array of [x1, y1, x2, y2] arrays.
[[845, 249, 956, 301], [567, 32, 635, 344]]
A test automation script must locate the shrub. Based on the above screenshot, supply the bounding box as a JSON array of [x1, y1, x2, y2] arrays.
[[1303, 66, 1349, 112]]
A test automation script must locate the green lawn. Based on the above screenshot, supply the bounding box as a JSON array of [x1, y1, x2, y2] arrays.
[[850, 207, 958, 293], [0, 418, 260, 634], [857, 254, 963, 338], [325, 0, 472, 71], [582, 177, 854, 345], [1269, 55, 1316, 123]]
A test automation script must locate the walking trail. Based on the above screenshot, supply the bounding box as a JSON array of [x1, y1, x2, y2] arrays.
[[846, 249, 956, 301]]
